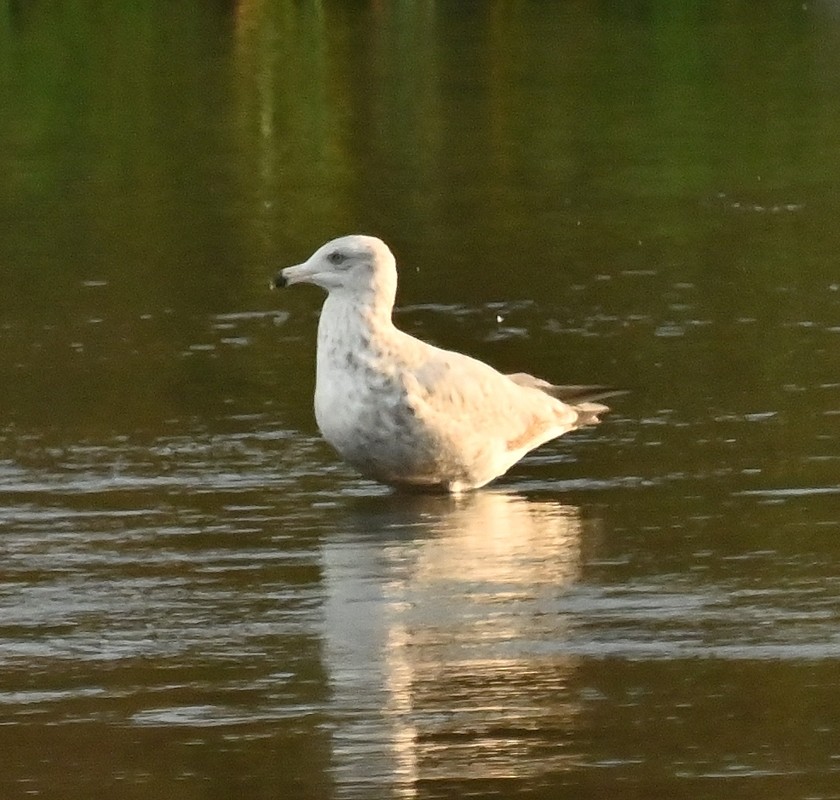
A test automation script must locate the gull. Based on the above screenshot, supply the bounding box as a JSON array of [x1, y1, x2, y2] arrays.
[[272, 235, 619, 492]]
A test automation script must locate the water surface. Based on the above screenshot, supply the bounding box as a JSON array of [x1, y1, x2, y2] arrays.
[[1, 2, 839, 798]]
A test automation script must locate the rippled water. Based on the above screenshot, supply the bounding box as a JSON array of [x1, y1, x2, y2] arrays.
[[3, 2, 840, 798], [3, 300, 839, 798], [3, 424, 840, 797]]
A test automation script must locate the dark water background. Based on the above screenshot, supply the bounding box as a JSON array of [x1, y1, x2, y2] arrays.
[[1, 1, 839, 798]]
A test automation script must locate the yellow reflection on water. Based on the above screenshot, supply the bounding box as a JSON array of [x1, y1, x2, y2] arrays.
[[322, 491, 583, 794]]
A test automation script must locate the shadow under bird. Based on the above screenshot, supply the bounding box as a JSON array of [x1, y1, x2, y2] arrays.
[[271, 235, 621, 493]]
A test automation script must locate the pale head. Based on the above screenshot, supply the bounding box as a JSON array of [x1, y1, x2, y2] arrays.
[[274, 235, 398, 305]]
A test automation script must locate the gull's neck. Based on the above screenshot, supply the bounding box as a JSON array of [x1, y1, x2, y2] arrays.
[[317, 290, 397, 359]]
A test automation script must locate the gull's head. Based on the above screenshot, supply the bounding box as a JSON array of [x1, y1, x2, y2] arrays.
[[273, 235, 397, 302]]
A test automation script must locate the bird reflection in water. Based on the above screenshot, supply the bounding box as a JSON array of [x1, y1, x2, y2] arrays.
[[322, 491, 586, 795]]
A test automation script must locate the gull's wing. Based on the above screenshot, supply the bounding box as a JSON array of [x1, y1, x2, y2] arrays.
[[505, 373, 625, 405], [398, 341, 581, 451]]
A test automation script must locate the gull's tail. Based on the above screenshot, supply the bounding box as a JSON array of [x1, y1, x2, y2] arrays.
[[572, 400, 611, 426], [505, 373, 626, 427]]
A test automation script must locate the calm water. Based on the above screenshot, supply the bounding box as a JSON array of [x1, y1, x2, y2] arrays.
[[2, 1, 840, 798]]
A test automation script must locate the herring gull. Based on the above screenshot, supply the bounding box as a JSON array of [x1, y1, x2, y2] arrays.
[[272, 235, 620, 492]]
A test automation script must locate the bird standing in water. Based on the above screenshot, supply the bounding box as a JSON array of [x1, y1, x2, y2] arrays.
[[272, 235, 618, 492]]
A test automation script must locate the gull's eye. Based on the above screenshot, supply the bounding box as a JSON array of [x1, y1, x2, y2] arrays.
[[327, 251, 347, 266]]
